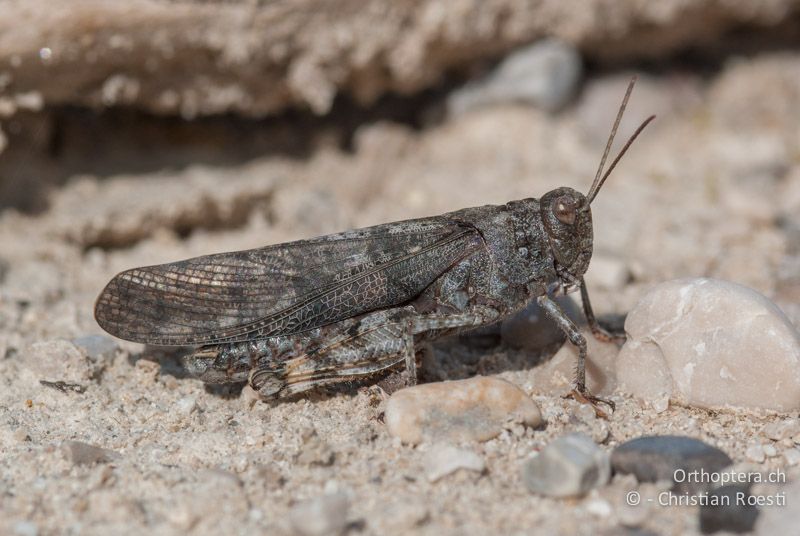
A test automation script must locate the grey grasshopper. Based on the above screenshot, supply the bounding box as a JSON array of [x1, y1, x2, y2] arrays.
[[95, 78, 654, 415]]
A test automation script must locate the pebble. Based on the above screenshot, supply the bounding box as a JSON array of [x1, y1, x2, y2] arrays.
[[522, 433, 610, 497], [783, 448, 800, 466], [61, 440, 120, 466], [13, 521, 38, 536], [447, 38, 582, 115], [610, 435, 732, 494], [698, 484, 759, 534], [762, 444, 777, 457], [617, 278, 800, 411], [176, 396, 198, 416], [584, 498, 612, 518], [745, 444, 766, 463], [762, 419, 800, 441], [500, 295, 581, 351], [424, 444, 485, 482], [289, 492, 349, 536], [384, 376, 543, 444]]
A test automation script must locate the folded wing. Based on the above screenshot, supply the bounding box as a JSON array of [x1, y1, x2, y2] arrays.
[[95, 217, 483, 345]]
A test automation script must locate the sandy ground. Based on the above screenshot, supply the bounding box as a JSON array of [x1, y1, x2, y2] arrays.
[[2, 51, 800, 534]]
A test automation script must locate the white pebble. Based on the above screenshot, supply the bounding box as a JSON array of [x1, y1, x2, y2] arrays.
[[176, 396, 198, 416], [651, 396, 670, 413], [424, 444, 485, 482], [584, 498, 612, 518], [745, 444, 766, 463], [762, 419, 800, 441], [783, 448, 800, 466], [617, 278, 800, 411], [13, 521, 38, 536]]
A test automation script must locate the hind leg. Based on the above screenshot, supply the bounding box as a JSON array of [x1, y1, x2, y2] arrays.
[[249, 308, 416, 399], [250, 304, 500, 399]]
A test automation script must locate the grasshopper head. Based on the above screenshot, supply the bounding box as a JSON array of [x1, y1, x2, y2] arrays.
[[540, 187, 593, 282], [538, 77, 655, 289]]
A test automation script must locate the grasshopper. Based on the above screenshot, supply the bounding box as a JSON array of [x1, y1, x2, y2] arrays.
[[95, 78, 654, 415]]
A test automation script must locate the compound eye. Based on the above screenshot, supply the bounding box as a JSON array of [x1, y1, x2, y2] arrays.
[[554, 196, 577, 225]]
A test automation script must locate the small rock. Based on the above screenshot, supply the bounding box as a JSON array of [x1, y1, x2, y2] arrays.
[[448, 38, 582, 115], [500, 295, 581, 351], [522, 433, 610, 497], [611, 435, 732, 494], [762, 444, 777, 458], [699, 484, 759, 534], [13, 428, 30, 442], [424, 444, 485, 482], [617, 278, 800, 411], [745, 444, 766, 463], [289, 492, 349, 536], [762, 419, 800, 441], [783, 448, 800, 466], [651, 396, 670, 413], [384, 376, 543, 444], [13, 521, 38, 536], [61, 440, 120, 466], [584, 498, 612, 518], [176, 396, 198, 416]]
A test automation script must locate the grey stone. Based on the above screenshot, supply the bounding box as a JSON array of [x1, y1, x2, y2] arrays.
[[13, 521, 38, 536], [500, 295, 581, 351], [611, 435, 732, 494], [698, 484, 759, 534], [289, 492, 349, 536], [448, 38, 582, 114], [522, 433, 610, 497], [424, 444, 485, 482], [61, 440, 120, 466]]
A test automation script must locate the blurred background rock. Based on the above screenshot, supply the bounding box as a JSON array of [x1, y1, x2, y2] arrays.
[[2, 0, 800, 210]]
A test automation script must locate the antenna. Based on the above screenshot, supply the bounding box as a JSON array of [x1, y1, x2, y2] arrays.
[[586, 76, 656, 204]]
